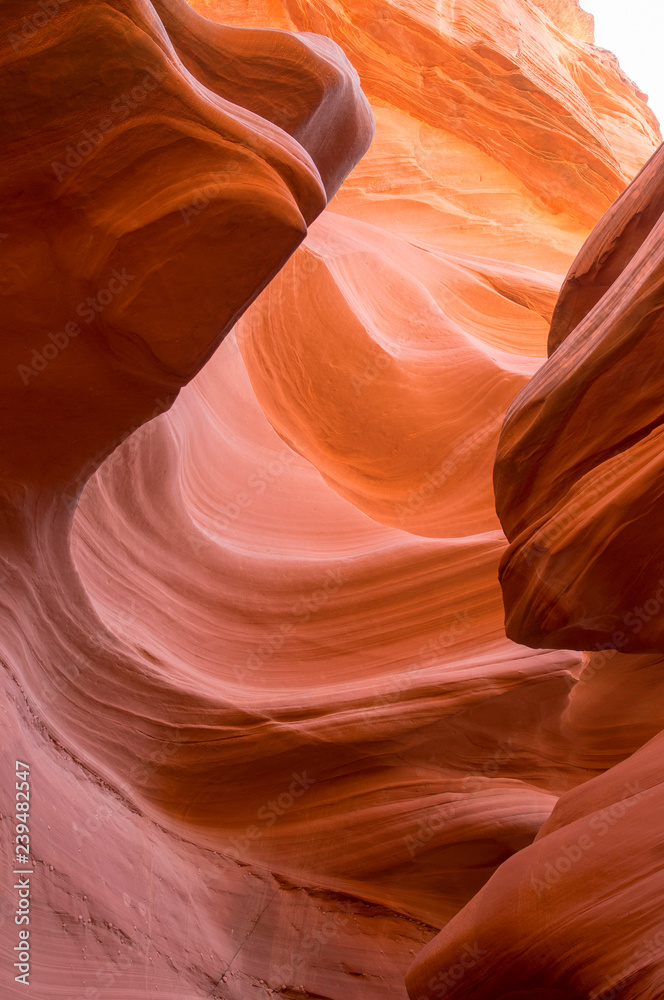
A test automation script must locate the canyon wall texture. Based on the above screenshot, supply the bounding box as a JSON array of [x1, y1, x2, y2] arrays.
[[1, 1, 662, 999]]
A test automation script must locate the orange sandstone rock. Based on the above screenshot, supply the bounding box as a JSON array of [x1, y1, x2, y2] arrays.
[[2, 0, 663, 998], [495, 142, 664, 653]]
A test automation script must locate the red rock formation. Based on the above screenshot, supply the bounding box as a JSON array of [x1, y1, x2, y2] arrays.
[[495, 141, 664, 654], [409, 9, 664, 1000], [406, 724, 664, 1000], [2, 0, 662, 999], [0, 0, 371, 496]]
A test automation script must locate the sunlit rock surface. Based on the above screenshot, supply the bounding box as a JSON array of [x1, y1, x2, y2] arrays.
[[433, 79, 664, 1000], [1, 0, 662, 998]]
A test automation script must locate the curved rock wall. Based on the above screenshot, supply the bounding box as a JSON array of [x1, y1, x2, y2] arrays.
[[2, 0, 662, 998]]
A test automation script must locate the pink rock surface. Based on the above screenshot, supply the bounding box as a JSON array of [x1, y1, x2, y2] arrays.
[[2, 0, 663, 999]]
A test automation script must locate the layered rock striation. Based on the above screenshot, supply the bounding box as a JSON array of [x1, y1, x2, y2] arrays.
[[1, 1, 662, 999], [496, 141, 664, 655]]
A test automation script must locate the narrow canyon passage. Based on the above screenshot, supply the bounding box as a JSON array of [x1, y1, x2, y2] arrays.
[[2, 1, 664, 999]]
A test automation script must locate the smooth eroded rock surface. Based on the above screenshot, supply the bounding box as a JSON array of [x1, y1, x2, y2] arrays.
[[2, 0, 663, 998], [495, 141, 664, 654]]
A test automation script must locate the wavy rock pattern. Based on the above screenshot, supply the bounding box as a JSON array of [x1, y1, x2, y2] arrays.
[[406, 721, 664, 1000], [409, 7, 664, 1000], [1, 0, 372, 493], [496, 142, 664, 655], [1, 1, 662, 999]]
